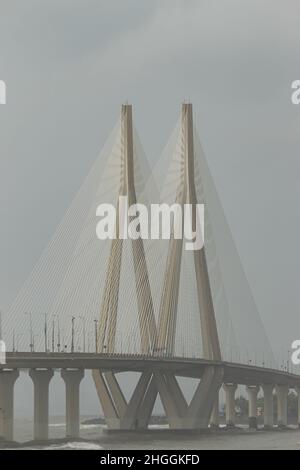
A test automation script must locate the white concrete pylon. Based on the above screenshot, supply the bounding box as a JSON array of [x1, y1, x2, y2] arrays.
[[262, 384, 274, 429], [276, 384, 289, 427], [156, 103, 221, 361], [296, 387, 300, 429], [0, 369, 19, 441], [246, 385, 259, 429], [210, 396, 220, 428], [61, 369, 84, 438], [29, 369, 54, 441], [97, 104, 157, 355], [223, 383, 237, 427]]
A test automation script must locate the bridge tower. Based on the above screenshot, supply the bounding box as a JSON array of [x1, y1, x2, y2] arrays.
[[92, 104, 158, 429], [93, 104, 223, 430], [156, 103, 221, 360], [97, 104, 157, 354]]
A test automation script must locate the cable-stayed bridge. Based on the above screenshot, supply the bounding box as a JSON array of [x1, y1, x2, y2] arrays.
[[0, 104, 299, 442]]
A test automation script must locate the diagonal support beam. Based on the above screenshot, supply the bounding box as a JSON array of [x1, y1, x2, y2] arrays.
[[93, 370, 156, 430], [155, 366, 224, 430]]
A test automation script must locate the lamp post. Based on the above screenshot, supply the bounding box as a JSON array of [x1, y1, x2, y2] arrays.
[[40, 313, 48, 353], [51, 316, 56, 353], [79, 316, 86, 353], [53, 314, 61, 352], [12, 328, 16, 353], [71, 316, 76, 353], [24, 312, 34, 352]]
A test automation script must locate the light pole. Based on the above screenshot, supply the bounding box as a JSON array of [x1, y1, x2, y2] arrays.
[[40, 313, 48, 353], [24, 312, 34, 352], [94, 319, 98, 353], [57, 316, 61, 352], [71, 316, 75, 353], [51, 316, 56, 353], [79, 316, 86, 353], [53, 314, 61, 352]]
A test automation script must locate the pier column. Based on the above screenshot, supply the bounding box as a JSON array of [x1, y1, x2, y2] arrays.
[[296, 388, 300, 428], [210, 396, 219, 429], [223, 383, 237, 427], [246, 385, 259, 429], [262, 384, 274, 429], [61, 369, 84, 438], [276, 384, 289, 427], [0, 370, 19, 441], [30, 369, 54, 440]]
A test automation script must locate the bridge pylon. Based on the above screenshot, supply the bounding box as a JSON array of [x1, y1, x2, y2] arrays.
[[155, 103, 221, 361], [97, 104, 157, 355], [93, 105, 158, 429]]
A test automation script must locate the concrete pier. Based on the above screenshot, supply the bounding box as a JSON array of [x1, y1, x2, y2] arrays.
[[246, 385, 259, 429], [210, 397, 220, 429], [262, 384, 274, 429], [61, 369, 84, 438], [276, 384, 289, 427], [223, 383, 237, 427], [30, 369, 54, 440], [0, 369, 19, 441], [296, 387, 300, 428]]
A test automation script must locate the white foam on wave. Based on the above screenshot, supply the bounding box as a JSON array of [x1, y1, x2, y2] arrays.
[[46, 442, 103, 450], [80, 424, 103, 429]]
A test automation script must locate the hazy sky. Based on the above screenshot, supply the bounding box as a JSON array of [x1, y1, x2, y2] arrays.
[[1, 0, 300, 416]]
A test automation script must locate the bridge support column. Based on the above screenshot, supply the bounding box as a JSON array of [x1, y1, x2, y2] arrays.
[[262, 384, 274, 429], [276, 384, 288, 428], [0, 369, 19, 441], [246, 386, 259, 429], [296, 388, 300, 428], [30, 369, 54, 440], [61, 369, 84, 438], [210, 397, 219, 429], [223, 383, 237, 428]]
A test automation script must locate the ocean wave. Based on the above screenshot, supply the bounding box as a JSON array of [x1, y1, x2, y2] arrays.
[[45, 442, 103, 450]]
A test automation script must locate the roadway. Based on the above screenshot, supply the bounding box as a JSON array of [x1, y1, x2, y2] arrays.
[[2, 352, 300, 388]]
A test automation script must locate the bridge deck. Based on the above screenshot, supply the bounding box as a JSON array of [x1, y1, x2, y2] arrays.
[[1, 352, 300, 388]]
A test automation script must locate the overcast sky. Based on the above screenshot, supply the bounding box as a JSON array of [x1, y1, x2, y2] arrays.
[[1, 0, 300, 416]]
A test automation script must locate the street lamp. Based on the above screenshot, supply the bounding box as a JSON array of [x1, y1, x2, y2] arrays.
[[53, 314, 61, 352], [79, 316, 86, 353], [40, 313, 48, 353], [71, 316, 76, 353], [24, 312, 34, 352], [12, 328, 16, 353]]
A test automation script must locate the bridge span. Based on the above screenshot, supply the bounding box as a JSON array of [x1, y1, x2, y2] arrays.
[[0, 352, 300, 441]]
